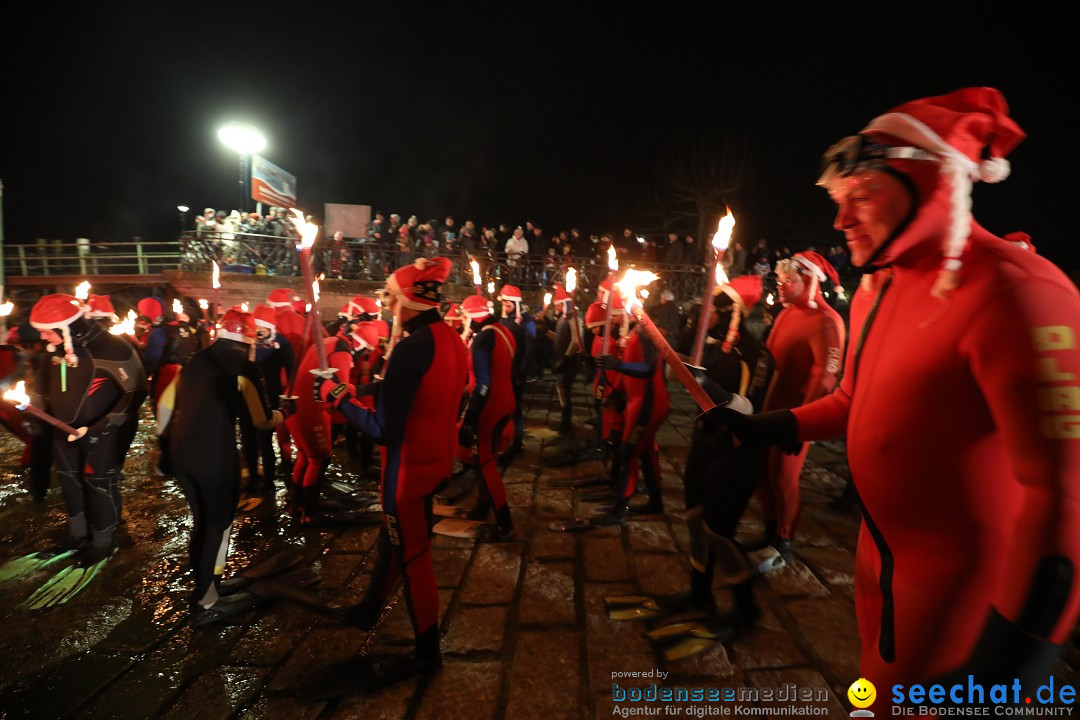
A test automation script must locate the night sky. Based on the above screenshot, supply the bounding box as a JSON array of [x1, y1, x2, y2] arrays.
[[2, 6, 1077, 272]]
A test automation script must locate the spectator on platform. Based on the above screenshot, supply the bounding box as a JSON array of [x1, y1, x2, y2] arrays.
[[505, 227, 529, 282]]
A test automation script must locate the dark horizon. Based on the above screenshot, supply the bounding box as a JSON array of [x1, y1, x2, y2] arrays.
[[2, 8, 1077, 272]]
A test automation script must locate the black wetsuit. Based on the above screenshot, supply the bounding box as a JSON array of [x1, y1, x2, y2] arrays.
[[32, 319, 147, 548], [167, 339, 287, 606], [682, 312, 775, 603], [239, 334, 295, 488]]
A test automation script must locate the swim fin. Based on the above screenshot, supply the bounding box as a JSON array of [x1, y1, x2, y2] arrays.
[[645, 616, 744, 661], [0, 539, 83, 582], [219, 548, 305, 595], [20, 546, 115, 610], [603, 591, 714, 622]]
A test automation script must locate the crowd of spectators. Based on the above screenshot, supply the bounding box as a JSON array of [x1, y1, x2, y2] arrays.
[[183, 207, 852, 303]]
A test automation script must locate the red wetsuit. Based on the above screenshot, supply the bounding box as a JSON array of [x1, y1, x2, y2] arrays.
[[761, 297, 845, 540], [462, 319, 517, 515], [337, 309, 468, 649], [793, 227, 1080, 687], [611, 327, 670, 503], [285, 335, 355, 501], [590, 332, 625, 443], [273, 304, 308, 465]]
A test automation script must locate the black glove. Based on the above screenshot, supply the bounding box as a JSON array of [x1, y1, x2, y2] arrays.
[[926, 610, 1062, 702], [278, 397, 297, 418], [313, 372, 341, 402], [354, 380, 381, 397], [696, 407, 802, 455], [596, 354, 621, 371], [685, 363, 735, 406]]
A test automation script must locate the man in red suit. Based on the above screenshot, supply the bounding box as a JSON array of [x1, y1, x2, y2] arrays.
[[307, 257, 467, 699], [703, 88, 1080, 703]]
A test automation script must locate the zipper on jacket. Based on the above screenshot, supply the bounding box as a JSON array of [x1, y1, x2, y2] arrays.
[[849, 271, 896, 662]]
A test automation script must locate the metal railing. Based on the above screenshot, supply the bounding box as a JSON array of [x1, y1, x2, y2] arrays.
[[4, 232, 719, 301], [5, 239, 182, 277]]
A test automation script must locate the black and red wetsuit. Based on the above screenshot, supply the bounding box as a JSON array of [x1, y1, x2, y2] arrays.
[[553, 311, 585, 433], [334, 308, 467, 660], [461, 316, 517, 530], [167, 338, 288, 606], [33, 319, 147, 549], [607, 324, 670, 512]]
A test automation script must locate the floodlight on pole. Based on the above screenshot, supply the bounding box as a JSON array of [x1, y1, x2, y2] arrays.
[[217, 122, 266, 213], [177, 205, 189, 233]]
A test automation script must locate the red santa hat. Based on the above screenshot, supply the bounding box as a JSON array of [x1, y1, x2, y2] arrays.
[[340, 295, 379, 319], [1003, 231, 1036, 253], [497, 284, 523, 303], [217, 307, 257, 344], [779, 251, 841, 310], [137, 296, 165, 322], [716, 276, 763, 353], [349, 321, 380, 352], [443, 302, 464, 326], [29, 294, 85, 365], [461, 294, 494, 320], [822, 87, 1025, 299], [85, 294, 118, 322], [552, 283, 572, 306], [252, 304, 277, 342], [375, 319, 391, 344], [584, 301, 608, 329], [386, 257, 452, 311], [267, 287, 302, 309]]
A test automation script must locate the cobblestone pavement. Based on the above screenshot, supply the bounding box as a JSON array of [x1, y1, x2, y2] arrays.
[[0, 376, 1076, 719]]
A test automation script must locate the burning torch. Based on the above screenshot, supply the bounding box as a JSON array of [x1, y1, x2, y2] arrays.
[[3, 380, 86, 441], [691, 212, 735, 367], [616, 270, 715, 412], [600, 245, 619, 356], [289, 210, 330, 372]]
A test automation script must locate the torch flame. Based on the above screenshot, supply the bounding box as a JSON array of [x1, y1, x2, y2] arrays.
[[198, 299, 208, 310], [471, 259, 481, 286], [715, 263, 729, 286], [712, 212, 735, 252], [172, 298, 183, 315], [543, 292, 552, 308], [212, 261, 221, 289], [289, 208, 319, 250], [766, 293, 776, 306], [565, 267, 577, 294], [0, 301, 13, 317], [607, 245, 618, 273], [487, 280, 495, 295], [640, 289, 650, 299], [313, 273, 323, 303], [240, 302, 250, 312], [110, 310, 137, 336], [615, 269, 660, 312], [75, 281, 91, 301], [3, 380, 29, 407]]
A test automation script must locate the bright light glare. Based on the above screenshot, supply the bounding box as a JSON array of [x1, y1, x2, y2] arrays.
[[217, 122, 267, 155]]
